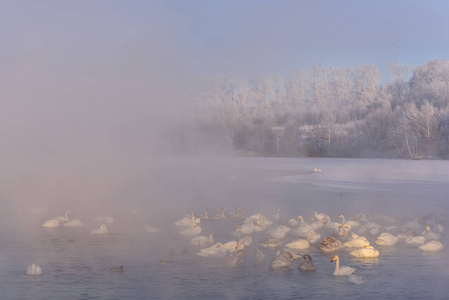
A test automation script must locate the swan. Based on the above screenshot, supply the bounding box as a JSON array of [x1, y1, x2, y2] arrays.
[[347, 275, 364, 284], [90, 224, 107, 235], [422, 226, 441, 241], [285, 239, 310, 250], [222, 240, 244, 252], [144, 225, 160, 233], [343, 233, 370, 248], [159, 260, 169, 266], [212, 208, 227, 220], [239, 236, 252, 247], [93, 215, 114, 225], [419, 240, 443, 252], [227, 207, 245, 220], [349, 246, 379, 258], [273, 209, 281, 221], [42, 219, 60, 228], [405, 235, 425, 247], [319, 237, 344, 252], [260, 238, 283, 248], [299, 254, 315, 271], [330, 255, 356, 275], [198, 209, 209, 220], [253, 249, 266, 264], [179, 223, 202, 236], [64, 219, 84, 227], [197, 243, 227, 258], [281, 248, 302, 260], [306, 231, 321, 244], [174, 209, 200, 227], [190, 234, 214, 247], [288, 216, 303, 227], [109, 266, 124, 272], [375, 232, 398, 246], [245, 213, 262, 223], [236, 221, 254, 235], [291, 223, 313, 238], [270, 252, 293, 269], [26, 264, 42, 275], [225, 251, 246, 267], [312, 211, 329, 223], [55, 211, 71, 222], [254, 217, 270, 232], [358, 221, 382, 236], [401, 217, 422, 232], [267, 226, 287, 240]]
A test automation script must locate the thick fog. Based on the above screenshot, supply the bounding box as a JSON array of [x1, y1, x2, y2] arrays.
[[0, 3, 448, 298]]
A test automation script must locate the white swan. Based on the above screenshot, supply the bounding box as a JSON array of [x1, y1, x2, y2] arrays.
[[26, 264, 42, 275], [288, 216, 303, 227], [343, 233, 370, 248], [405, 236, 425, 247], [419, 240, 443, 252], [306, 231, 321, 244], [190, 234, 214, 247], [253, 249, 266, 264], [179, 223, 202, 236], [285, 239, 310, 250], [331, 255, 356, 275], [239, 236, 252, 247], [270, 252, 293, 269], [260, 238, 283, 248], [401, 217, 422, 232], [236, 221, 254, 235], [55, 211, 71, 222], [197, 243, 227, 258], [90, 224, 107, 235], [375, 232, 398, 246], [268, 226, 287, 240], [64, 219, 84, 227], [422, 226, 441, 241], [347, 275, 364, 284], [312, 211, 329, 223], [349, 246, 379, 258], [42, 219, 60, 228], [174, 210, 200, 227], [223, 240, 244, 252]]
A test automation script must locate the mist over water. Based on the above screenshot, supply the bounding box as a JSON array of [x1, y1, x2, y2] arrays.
[[1, 158, 448, 299]]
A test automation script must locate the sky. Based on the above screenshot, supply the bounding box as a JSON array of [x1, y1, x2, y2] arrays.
[[0, 0, 448, 159]]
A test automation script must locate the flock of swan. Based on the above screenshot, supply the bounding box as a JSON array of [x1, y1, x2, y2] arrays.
[[27, 206, 445, 286], [157, 207, 445, 284]]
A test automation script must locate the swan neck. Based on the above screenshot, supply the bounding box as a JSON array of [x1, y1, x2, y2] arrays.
[[340, 215, 345, 224], [334, 257, 339, 272]]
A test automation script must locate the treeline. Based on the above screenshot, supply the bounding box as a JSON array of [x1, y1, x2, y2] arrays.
[[169, 59, 449, 159]]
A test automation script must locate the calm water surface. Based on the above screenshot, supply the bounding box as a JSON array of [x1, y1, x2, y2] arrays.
[[1, 158, 448, 299]]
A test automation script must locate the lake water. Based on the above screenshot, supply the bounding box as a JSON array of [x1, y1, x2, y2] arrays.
[[1, 158, 448, 299]]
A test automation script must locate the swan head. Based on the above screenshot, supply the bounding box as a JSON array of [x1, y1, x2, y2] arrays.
[[303, 254, 313, 261], [330, 255, 339, 262], [101, 224, 107, 230]]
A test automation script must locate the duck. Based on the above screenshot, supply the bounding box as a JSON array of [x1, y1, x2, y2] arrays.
[[419, 240, 443, 252], [90, 224, 107, 235], [330, 255, 356, 275], [42, 219, 60, 228], [299, 254, 315, 271], [179, 223, 202, 236], [190, 234, 214, 247], [55, 211, 71, 222], [109, 266, 124, 272], [26, 264, 42, 275], [64, 219, 84, 227], [285, 239, 310, 250], [197, 243, 227, 258], [349, 246, 379, 258], [375, 232, 398, 246], [319, 237, 344, 252], [270, 252, 293, 269], [225, 251, 246, 267], [260, 238, 283, 248]]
